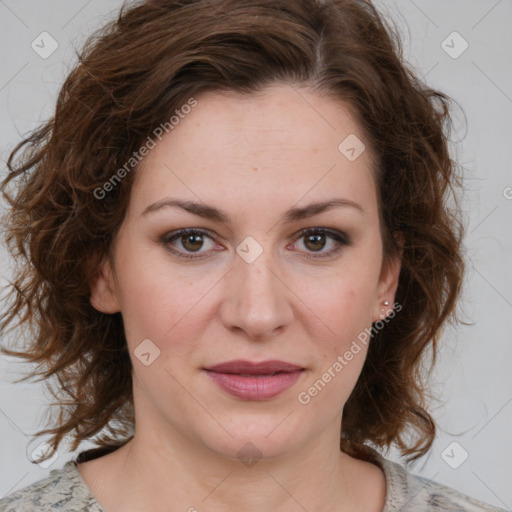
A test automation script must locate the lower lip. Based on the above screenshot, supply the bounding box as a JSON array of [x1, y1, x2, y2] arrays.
[[204, 370, 304, 400]]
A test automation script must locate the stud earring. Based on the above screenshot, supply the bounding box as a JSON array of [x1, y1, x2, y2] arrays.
[[379, 300, 390, 319]]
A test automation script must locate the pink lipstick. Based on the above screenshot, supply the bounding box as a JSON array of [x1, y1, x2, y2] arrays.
[[203, 360, 305, 400]]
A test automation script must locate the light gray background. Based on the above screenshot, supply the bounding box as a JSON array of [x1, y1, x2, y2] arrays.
[[0, 0, 511, 509]]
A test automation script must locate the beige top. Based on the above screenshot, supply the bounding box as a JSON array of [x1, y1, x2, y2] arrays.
[[0, 446, 506, 511]]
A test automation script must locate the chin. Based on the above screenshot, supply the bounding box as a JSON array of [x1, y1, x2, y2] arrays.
[[196, 415, 305, 463], [207, 436, 296, 465]]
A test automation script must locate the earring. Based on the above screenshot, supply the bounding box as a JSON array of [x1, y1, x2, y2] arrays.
[[379, 300, 390, 319]]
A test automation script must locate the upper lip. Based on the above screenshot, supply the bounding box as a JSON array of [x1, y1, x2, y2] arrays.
[[204, 360, 304, 375]]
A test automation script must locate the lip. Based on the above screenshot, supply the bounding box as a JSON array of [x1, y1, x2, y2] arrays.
[[205, 359, 304, 374], [203, 359, 305, 400]]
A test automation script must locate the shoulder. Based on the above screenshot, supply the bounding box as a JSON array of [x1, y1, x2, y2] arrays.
[[375, 453, 506, 512], [0, 460, 104, 512]]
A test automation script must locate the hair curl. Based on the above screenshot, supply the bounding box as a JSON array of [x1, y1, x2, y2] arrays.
[[1, 0, 465, 466]]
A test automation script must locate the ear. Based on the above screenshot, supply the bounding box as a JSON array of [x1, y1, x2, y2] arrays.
[[372, 232, 403, 322], [88, 254, 121, 314]]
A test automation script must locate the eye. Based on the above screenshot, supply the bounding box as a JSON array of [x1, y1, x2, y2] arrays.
[[291, 227, 351, 259], [161, 228, 220, 260], [161, 227, 351, 261]]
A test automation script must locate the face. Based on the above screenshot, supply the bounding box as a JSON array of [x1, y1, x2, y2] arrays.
[[90, 84, 401, 462]]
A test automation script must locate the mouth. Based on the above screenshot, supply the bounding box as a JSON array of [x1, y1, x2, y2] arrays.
[[203, 360, 305, 400], [204, 359, 304, 375]]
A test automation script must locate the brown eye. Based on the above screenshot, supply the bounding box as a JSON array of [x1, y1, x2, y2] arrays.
[[303, 232, 327, 252], [181, 233, 204, 252], [293, 228, 351, 259], [162, 228, 219, 259]]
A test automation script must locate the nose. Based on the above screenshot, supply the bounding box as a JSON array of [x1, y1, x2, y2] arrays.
[[218, 245, 294, 341]]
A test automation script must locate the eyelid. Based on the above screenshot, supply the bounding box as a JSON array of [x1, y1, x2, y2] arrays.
[[293, 226, 351, 244]]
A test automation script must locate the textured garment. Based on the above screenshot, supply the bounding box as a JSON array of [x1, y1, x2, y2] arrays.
[[0, 446, 507, 511]]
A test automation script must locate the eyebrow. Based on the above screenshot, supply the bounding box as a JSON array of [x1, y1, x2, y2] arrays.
[[141, 197, 363, 223]]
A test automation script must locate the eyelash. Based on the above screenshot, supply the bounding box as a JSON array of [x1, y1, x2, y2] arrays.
[[161, 227, 351, 261]]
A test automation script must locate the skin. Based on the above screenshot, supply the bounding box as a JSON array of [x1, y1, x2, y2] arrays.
[[82, 84, 401, 512]]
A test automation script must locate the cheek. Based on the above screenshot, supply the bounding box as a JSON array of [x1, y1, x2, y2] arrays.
[[297, 278, 377, 411], [113, 242, 220, 351], [115, 260, 171, 341], [296, 249, 382, 386], [307, 264, 379, 338]]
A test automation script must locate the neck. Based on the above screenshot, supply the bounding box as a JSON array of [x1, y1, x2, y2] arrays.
[[103, 426, 364, 512]]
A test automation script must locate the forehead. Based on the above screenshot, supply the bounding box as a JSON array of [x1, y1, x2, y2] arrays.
[[163, 85, 366, 157], [129, 84, 377, 220]]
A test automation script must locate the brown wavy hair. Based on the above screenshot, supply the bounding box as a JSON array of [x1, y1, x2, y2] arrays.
[[1, 0, 465, 466]]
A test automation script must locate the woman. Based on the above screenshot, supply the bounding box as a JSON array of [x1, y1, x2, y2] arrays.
[[0, 0, 505, 510]]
